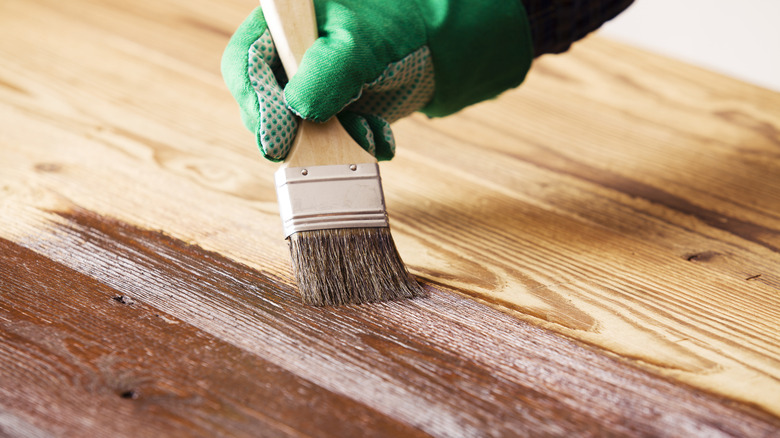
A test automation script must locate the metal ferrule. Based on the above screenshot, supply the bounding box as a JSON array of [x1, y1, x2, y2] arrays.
[[275, 163, 389, 237]]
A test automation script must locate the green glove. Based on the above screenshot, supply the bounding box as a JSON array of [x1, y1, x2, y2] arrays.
[[221, 1, 533, 161]]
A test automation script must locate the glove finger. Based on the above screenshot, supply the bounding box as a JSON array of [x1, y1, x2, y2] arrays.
[[346, 45, 435, 124], [285, 35, 374, 123], [338, 112, 396, 161], [337, 112, 376, 156], [221, 7, 297, 161], [283, 0, 428, 123], [221, 7, 267, 135], [362, 114, 396, 161], [248, 31, 298, 160]]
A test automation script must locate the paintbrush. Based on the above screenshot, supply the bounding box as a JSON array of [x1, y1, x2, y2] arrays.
[[261, 0, 425, 305]]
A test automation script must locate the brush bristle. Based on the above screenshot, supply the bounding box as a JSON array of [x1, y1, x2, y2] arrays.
[[288, 227, 426, 306]]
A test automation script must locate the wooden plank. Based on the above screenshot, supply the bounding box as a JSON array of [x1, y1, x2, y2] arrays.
[[0, 0, 779, 431], [2, 210, 779, 436], [386, 38, 780, 413], [0, 230, 423, 438]]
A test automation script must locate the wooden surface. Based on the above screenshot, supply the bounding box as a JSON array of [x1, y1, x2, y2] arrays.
[[1, 0, 779, 436]]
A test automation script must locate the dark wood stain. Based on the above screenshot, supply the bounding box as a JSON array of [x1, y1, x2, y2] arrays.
[[2, 208, 779, 436], [0, 234, 424, 437]]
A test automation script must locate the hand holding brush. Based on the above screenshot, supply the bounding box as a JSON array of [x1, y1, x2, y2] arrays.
[[252, 0, 425, 306], [221, 0, 635, 305]]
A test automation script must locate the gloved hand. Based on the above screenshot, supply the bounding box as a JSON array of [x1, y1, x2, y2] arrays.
[[221, 0, 533, 161]]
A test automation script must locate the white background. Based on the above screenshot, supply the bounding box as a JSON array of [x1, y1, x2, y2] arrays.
[[598, 0, 780, 92]]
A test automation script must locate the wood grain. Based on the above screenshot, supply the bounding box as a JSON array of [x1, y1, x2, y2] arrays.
[[0, 224, 423, 438], [0, 0, 779, 433], [386, 40, 780, 414], [2, 209, 779, 436]]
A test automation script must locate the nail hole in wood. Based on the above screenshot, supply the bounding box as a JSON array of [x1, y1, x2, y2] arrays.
[[113, 295, 135, 305], [119, 390, 138, 400], [685, 251, 718, 263]]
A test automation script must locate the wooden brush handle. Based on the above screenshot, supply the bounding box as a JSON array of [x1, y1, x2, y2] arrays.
[[259, 0, 316, 77], [260, 0, 377, 167]]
